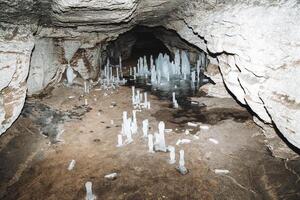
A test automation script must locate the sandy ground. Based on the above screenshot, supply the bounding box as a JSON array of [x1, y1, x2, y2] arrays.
[[0, 84, 299, 200]]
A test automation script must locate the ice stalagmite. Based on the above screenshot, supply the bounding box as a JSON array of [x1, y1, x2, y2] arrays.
[[85, 182, 96, 200], [148, 134, 154, 153], [191, 71, 196, 83], [117, 134, 123, 147], [142, 119, 149, 138], [168, 146, 176, 164], [172, 92, 179, 108], [131, 110, 138, 134], [154, 121, 167, 152], [181, 51, 191, 77], [177, 149, 188, 175], [174, 49, 181, 75], [66, 64, 75, 85]]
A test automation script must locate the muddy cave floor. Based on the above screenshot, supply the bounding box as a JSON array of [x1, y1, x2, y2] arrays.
[[0, 84, 300, 200]]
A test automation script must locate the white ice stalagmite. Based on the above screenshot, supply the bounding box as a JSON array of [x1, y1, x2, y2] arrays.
[[143, 56, 148, 76], [177, 149, 188, 175], [136, 90, 141, 105], [117, 134, 123, 147], [144, 92, 148, 107], [196, 56, 201, 81], [150, 55, 154, 69], [148, 134, 154, 153], [122, 111, 128, 136], [174, 49, 181, 75], [119, 55, 123, 78], [84, 81, 88, 93], [181, 50, 191, 77], [132, 86, 135, 105], [116, 67, 120, 81], [147, 101, 151, 110], [130, 67, 133, 76], [68, 159, 76, 171], [142, 119, 149, 138], [131, 110, 138, 134], [66, 64, 75, 85], [85, 181, 96, 200], [133, 67, 137, 80], [172, 92, 179, 108], [154, 121, 167, 152], [126, 118, 133, 143], [168, 146, 176, 164], [191, 71, 196, 83], [151, 65, 157, 85]]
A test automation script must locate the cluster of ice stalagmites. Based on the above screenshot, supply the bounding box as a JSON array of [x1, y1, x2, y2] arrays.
[[116, 87, 188, 175], [129, 49, 207, 86], [99, 56, 127, 89]]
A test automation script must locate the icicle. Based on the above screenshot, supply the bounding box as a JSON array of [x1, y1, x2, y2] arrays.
[[130, 67, 133, 76]]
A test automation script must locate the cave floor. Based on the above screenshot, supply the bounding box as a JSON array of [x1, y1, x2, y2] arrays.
[[0, 84, 300, 200]]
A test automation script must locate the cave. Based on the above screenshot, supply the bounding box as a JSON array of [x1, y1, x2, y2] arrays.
[[0, 0, 300, 199]]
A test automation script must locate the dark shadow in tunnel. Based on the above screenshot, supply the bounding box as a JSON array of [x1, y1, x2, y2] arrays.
[[106, 25, 172, 69], [130, 26, 172, 60]]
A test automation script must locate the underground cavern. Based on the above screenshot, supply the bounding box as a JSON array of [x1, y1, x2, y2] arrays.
[[0, 0, 300, 199]]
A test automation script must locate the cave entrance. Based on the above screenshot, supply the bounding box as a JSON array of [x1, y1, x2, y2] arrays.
[[105, 25, 201, 70]]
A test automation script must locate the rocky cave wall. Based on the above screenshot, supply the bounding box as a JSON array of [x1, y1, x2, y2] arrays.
[[0, 0, 300, 149]]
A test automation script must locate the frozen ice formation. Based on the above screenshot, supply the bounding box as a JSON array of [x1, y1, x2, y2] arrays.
[[154, 121, 167, 152], [214, 169, 230, 175], [67, 159, 76, 171], [121, 111, 133, 144], [104, 172, 118, 180], [66, 64, 75, 85], [142, 119, 149, 138], [168, 145, 176, 164], [132, 49, 206, 86], [148, 134, 154, 153], [116, 134, 123, 147], [177, 149, 188, 175], [85, 181, 96, 200], [176, 139, 191, 146], [131, 110, 138, 134], [100, 58, 127, 89], [131, 86, 150, 109], [172, 92, 179, 109]]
